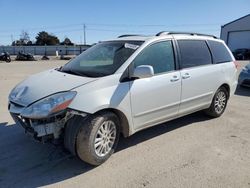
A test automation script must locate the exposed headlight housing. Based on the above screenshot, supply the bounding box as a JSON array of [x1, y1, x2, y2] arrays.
[[21, 91, 77, 119]]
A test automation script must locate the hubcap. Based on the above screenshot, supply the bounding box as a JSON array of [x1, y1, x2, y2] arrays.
[[94, 120, 116, 157], [214, 91, 226, 114]]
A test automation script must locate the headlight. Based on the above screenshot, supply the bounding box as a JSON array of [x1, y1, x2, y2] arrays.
[[21, 91, 76, 119]]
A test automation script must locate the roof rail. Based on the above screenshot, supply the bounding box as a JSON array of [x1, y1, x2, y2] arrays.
[[155, 31, 217, 39], [155, 31, 170, 36], [118, 34, 143, 38]]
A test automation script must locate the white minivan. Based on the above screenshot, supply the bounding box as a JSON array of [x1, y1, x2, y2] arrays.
[[8, 32, 238, 165]]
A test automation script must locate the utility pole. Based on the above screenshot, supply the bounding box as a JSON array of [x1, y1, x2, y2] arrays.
[[11, 34, 14, 45], [83, 24, 86, 45]]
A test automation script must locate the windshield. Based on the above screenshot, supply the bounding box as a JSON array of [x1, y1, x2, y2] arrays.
[[60, 41, 143, 77]]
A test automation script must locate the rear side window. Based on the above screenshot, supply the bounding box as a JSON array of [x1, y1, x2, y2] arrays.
[[133, 41, 175, 74], [178, 40, 212, 69], [207, 40, 233, 63]]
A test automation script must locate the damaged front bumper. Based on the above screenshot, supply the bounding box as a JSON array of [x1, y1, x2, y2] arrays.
[[10, 112, 66, 142], [8, 101, 87, 142]]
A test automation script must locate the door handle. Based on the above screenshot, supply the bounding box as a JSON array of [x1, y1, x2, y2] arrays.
[[182, 73, 190, 79], [170, 75, 180, 82]]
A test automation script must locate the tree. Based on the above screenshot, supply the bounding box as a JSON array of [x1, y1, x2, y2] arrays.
[[35, 31, 60, 45], [61, 37, 74, 46], [20, 31, 30, 44], [26, 41, 33, 46], [12, 31, 32, 46]]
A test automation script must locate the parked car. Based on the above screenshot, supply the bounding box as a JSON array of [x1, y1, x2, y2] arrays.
[[233, 48, 250, 60], [8, 32, 237, 166], [60, 54, 72, 60], [16, 51, 35, 61], [0, 52, 11, 62], [238, 63, 250, 87]]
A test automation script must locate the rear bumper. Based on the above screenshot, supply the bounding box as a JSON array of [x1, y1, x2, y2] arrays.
[[230, 81, 238, 96]]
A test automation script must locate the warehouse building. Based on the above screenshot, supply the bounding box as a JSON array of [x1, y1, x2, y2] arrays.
[[220, 14, 250, 51]]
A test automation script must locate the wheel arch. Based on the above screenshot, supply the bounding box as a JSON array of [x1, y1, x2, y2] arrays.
[[220, 83, 230, 97], [94, 108, 131, 137]]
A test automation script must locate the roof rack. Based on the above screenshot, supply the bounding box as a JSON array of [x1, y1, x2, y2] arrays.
[[118, 34, 143, 38], [155, 31, 217, 39]]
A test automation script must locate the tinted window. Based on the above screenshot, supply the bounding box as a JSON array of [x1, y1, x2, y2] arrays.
[[178, 40, 212, 69], [208, 40, 233, 63], [133, 41, 175, 74]]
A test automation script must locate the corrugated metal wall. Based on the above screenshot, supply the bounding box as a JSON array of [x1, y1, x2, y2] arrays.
[[0, 45, 89, 55], [221, 15, 250, 51]]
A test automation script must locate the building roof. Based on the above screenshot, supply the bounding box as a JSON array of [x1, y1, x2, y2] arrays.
[[222, 14, 250, 28]]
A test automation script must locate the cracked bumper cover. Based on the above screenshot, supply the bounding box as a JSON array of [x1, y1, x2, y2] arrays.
[[8, 101, 88, 141]]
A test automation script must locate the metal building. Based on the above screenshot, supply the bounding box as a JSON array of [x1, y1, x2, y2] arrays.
[[220, 14, 250, 51]]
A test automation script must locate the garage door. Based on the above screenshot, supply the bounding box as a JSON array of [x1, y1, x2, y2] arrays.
[[228, 31, 250, 51]]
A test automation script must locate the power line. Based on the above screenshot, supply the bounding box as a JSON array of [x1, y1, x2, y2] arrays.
[[0, 22, 222, 45], [0, 22, 223, 33]]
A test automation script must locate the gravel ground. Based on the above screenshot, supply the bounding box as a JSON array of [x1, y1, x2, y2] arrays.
[[0, 60, 249, 188]]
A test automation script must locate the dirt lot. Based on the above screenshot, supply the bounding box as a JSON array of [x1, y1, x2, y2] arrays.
[[0, 60, 249, 188]]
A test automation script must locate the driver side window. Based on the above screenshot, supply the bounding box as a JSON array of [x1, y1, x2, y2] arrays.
[[133, 41, 175, 74]]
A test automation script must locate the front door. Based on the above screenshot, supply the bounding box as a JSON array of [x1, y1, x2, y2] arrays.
[[129, 40, 181, 130]]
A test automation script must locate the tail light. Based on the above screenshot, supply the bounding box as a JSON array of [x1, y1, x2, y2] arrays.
[[233, 61, 239, 69]]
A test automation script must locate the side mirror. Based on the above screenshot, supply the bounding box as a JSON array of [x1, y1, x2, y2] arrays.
[[133, 65, 154, 79]]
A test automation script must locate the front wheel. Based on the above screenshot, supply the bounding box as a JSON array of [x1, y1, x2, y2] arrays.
[[73, 112, 120, 166], [204, 87, 228, 117]]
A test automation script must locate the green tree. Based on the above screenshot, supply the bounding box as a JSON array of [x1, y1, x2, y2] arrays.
[[61, 37, 74, 46], [35, 31, 60, 45]]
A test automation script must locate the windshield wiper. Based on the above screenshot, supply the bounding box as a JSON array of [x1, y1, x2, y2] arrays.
[[59, 68, 87, 77]]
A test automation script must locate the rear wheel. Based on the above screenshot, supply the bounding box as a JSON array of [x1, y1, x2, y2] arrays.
[[6, 57, 11, 63], [204, 87, 228, 117]]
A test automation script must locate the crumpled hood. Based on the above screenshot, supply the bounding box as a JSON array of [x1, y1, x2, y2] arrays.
[[9, 69, 97, 106]]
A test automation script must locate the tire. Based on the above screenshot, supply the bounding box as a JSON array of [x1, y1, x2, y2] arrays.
[[6, 57, 11, 63], [204, 87, 228, 118], [65, 112, 120, 166], [64, 115, 84, 155]]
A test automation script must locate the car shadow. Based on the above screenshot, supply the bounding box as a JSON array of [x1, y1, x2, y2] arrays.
[[0, 112, 210, 187], [234, 85, 250, 97], [117, 112, 210, 151]]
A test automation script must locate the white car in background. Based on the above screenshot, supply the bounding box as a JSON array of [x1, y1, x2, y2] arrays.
[[8, 32, 237, 165]]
